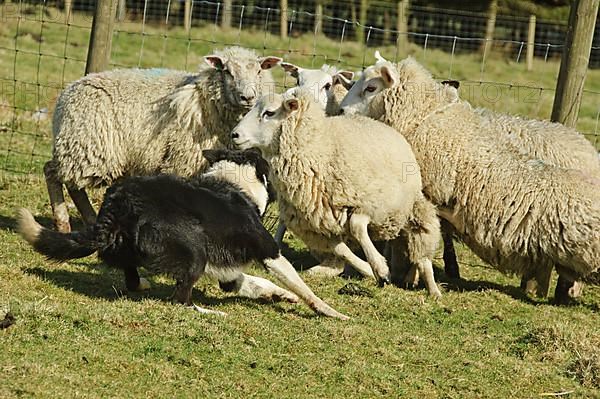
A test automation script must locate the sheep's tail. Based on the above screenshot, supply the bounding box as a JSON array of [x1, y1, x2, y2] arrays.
[[17, 208, 101, 262]]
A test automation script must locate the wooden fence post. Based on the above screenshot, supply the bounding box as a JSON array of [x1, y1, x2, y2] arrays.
[[551, 0, 599, 128], [85, 0, 117, 74], [481, 0, 497, 53], [396, 0, 409, 56], [222, 0, 232, 28], [315, 0, 323, 35], [184, 0, 192, 32], [64, 0, 73, 23], [280, 0, 288, 38], [356, 0, 368, 44], [116, 0, 126, 22], [526, 15, 536, 71]]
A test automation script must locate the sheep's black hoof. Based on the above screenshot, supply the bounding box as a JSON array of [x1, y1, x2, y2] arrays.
[[377, 276, 391, 287]]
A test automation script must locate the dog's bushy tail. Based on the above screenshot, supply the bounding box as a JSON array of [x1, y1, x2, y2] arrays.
[[17, 208, 101, 262]]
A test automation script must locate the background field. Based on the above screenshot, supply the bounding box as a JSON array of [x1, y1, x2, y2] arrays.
[[1, 2, 600, 398]]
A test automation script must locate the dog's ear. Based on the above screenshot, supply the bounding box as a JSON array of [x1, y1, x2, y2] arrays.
[[441, 80, 460, 89], [245, 148, 262, 157], [203, 149, 227, 165]]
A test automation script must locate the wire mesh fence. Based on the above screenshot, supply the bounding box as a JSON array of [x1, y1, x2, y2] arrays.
[[1, 0, 599, 177]]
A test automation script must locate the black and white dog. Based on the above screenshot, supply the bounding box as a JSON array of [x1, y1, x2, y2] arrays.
[[18, 148, 347, 319]]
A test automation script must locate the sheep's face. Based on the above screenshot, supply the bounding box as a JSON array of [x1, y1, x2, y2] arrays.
[[326, 72, 355, 115], [204, 53, 281, 108], [340, 62, 397, 116], [231, 92, 299, 152], [281, 63, 354, 111]]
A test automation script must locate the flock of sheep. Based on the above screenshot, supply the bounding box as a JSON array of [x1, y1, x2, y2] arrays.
[[40, 45, 599, 314]]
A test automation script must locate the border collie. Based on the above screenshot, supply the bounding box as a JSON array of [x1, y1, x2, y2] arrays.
[[17, 148, 347, 319]]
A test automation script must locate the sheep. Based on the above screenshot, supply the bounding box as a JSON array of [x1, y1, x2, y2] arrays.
[[274, 63, 355, 275], [231, 88, 443, 297], [476, 108, 600, 296], [46, 46, 282, 233], [340, 57, 600, 303]]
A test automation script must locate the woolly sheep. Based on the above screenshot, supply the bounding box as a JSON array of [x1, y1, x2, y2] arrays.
[[231, 89, 443, 297], [341, 57, 600, 303], [476, 108, 600, 296], [46, 46, 282, 233], [274, 63, 354, 275]]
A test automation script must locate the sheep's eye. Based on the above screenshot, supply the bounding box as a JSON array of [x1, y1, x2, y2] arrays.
[[323, 83, 332, 91], [263, 110, 276, 118], [365, 85, 377, 93]]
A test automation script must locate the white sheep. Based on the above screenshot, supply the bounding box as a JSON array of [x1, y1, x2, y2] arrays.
[[341, 57, 600, 303], [46, 46, 281, 233], [275, 63, 356, 276], [231, 88, 443, 297]]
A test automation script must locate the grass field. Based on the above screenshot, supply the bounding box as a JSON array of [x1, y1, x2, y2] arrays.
[[1, 5, 600, 398]]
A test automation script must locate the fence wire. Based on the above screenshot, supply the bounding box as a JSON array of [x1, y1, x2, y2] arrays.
[[1, 0, 599, 177]]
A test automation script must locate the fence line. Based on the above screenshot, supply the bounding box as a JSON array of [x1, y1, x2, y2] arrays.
[[0, 1, 599, 176]]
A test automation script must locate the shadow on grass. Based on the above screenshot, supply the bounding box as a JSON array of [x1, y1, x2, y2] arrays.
[[22, 264, 314, 316]]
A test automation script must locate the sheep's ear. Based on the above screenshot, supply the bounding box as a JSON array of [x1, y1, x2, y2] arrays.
[[204, 55, 224, 70], [374, 50, 388, 63], [260, 56, 282, 70], [202, 149, 226, 164], [339, 70, 354, 81], [441, 80, 460, 89], [333, 71, 355, 90], [283, 98, 300, 112], [380, 65, 398, 88], [280, 62, 301, 78]]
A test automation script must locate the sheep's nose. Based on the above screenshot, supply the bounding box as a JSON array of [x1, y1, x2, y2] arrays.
[[231, 131, 240, 139], [240, 95, 255, 103], [339, 108, 345, 115]]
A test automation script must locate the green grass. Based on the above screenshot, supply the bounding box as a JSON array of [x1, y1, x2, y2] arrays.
[[1, 5, 600, 398], [1, 176, 600, 398]]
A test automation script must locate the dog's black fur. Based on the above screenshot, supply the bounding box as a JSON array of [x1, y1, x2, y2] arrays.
[[23, 148, 280, 304]]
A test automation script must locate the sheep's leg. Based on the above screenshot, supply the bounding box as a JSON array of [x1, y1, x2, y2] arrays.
[[330, 242, 375, 279], [554, 275, 575, 305], [348, 213, 390, 285], [441, 219, 460, 279], [306, 256, 345, 277], [403, 265, 420, 289], [405, 198, 442, 298], [219, 272, 299, 303], [274, 219, 287, 246], [569, 281, 584, 298], [44, 160, 71, 233], [553, 265, 582, 305], [263, 254, 349, 320], [67, 186, 97, 226], [413, 259, 442, 299]]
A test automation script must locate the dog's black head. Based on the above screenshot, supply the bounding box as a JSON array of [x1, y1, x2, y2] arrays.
[[203, 148, 276, 202]]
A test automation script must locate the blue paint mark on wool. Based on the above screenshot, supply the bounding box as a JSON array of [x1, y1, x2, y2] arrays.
[[138, 68, 172, 77]]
